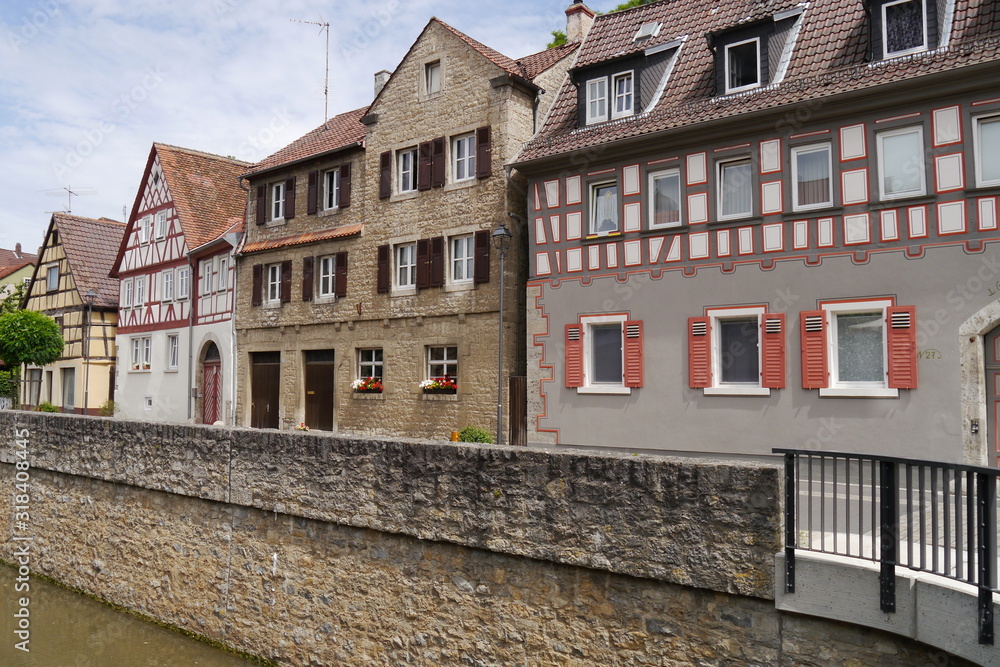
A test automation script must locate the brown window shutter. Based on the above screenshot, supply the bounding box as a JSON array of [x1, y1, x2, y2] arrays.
[[418, 142, 432, 191], [431, 137, 445, 188], [565, 324, 584, 388], [284, 177, 296, 219], [339, 163, 352, 208], [255, 186, 266, 225], [476, 126, 491, 179], [416, 238, 431, 289], [430, 236, 444, 287], [760, 313, 786, 389], [251, 263, 263, 306], [623, 320, 644, 388], [800, 310, 829, 389], [887, 305, 918, 389], [376, 245, 390, 294], [280, 259, 292, 303], [302, 256, 314, 302], [473, 229, 491, 284], [688, 317, 712, 388], [379, 151, 392, 199], [335, 251, 348, 298], [306, 171, 318, 214]]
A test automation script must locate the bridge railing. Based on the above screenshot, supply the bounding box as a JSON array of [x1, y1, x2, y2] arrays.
[[774, 448, 998, 645]]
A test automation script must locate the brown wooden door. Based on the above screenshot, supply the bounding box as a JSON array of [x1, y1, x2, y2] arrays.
[[203, 360, 222, 424], [250, 351, 280, 429], [987, 326, 1000, 466], [304, 350, 335, 431]]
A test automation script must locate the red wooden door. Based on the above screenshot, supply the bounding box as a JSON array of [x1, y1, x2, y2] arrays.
[[203, 360, 222, 425], [986, 326, 1000, 466]]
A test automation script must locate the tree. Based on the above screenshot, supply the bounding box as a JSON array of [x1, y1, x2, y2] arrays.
[[547, 30, 567, 49], [0, 310, 64, 368], [547, 0, 662, 48], [0, 281, 28, 316]]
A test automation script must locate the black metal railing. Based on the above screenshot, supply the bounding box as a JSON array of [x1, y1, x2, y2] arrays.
[[774, 449, 998, 645]]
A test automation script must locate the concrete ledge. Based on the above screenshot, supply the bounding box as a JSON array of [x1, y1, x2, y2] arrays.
[[776, 551, 1000, 665]]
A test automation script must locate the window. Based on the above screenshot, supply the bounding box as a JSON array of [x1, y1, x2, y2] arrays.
[[135, 276, 146, 307], [426, 61, 441, 95], [791, 144, 832, 210], [123, 279, 133, 308], [162, 271, 173, 302], [155, 211, 167, 239], [612, 72, 634, 119], [46, 265, 58, 292], [590, 182, 619, 235], [450, 235, 475, 283], [167, 334, 179, 370], [396, 243, 417, 288], [318, 255, 337, 297], [266, 263, 282, 303], [877, 126, 925, 199], [882, 0, 927, 57], [130, 336, 151, 370], [358, 348, 383, 380], [649, 169, 682, 228], [139, 216, 151, 244], [201, 259, 213, 296], [725, 38, 761, 93], [586, 78, 608, 124], [61, 368, 75, 409], [53, 316, 63, 334], [218, 257, 229, 291], [427, 346, 458, 380], [566, 315, 645, 394], [975, 116, 1000, 187], [270, 181, 285, 220], [718, 158, 753, 219], [688, 308, 785, 395], [143, 337, 151, 368], [452, 134, 476, 182], [324, 168, 340, 210], [398, 149, 417, 193], [177, 267, 190, 299]]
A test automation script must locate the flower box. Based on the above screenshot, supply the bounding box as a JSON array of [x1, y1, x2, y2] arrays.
[[420, 376, 457, 394], [422, 387, 457, 395], [352, 377, 383, 393]]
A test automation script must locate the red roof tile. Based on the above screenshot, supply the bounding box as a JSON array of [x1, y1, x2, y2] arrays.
[[241, 223, 364, 255], [52, 213, 125, 308], [0, 246, 37, 281], [247, 107, 367, 176], [517, 42, 581, 80]]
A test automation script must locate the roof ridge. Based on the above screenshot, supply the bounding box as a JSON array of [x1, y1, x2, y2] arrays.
[[154, 142, 252, 166], [430, 17, 526, 78]]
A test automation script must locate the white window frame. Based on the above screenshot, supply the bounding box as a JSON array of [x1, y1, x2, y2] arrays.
[[611, 71, 635, 119], [724, 37, 762, 94], [167, 334, 179, 370], [122, 278, 133, 308], [452, 134, 476, 182], [427, 345, 458, 380], [396, 243, 417, 289], [717, 157, 754, 220], [176, 267, 190, 300], [398, 148, 417, 193], [648, 168, 683, 229], [882, 0, 928, 58], [426, 61, 442, 96], [974, 115, 1000, 187], [130, 337, 141, 369], [218, 257, 229, 291], [703, 306, 769, 396], [450, 234, 475, 284], [577, 314, 630, 395], [877, 126, 926, 200], [589, 181, 620, 236], [46, 265, 58, 292], [358, 348, 383, 380], [318, 255, 337, 298], [820, 298, 898, 398], [134, 276, 146, 307], [200, 259, 213, 296], [139, 215, 151, 244], [324, 168, 340, 210], [791, 143, 833, 211], [142, 336, 151, 369], [161, 271, 173, 302], [586, 77, 608, 124], [265, 263, 282, 304], [270, 181, 285, 221], [155, 210, 167, 239]]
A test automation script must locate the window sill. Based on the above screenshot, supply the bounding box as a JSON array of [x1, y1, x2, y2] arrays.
[[443, 179, 476, 193], [352, 392, 384, 400], [261, 301, 282, 310], [708, 216, 761, 229], [318, 207, 341, 218], [313, 295, 339, 304], [819, 387, 899, 398], [703, 386, 771, 397], [390, 190, 419, 203], [265, 218, 286, 228], [786, 204, 840, 218], [964, 184, 1000, 196], [443, 281, 475, 293], [583, 232, 623, 243], [391, 287, 417, 298], [421, 392, 459, 402], [876, 193, 932, 207], [576, 385, 631, 395]]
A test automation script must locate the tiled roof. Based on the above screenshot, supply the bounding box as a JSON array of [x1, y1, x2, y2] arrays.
[[53, 214, 125, 308], [155, 144, 251, 250], [246, 107, 367, 176], [0, 246, 37, 281], [518, 42, 581, 80], [518, 0, 1000, 164], [240, 223, 364, 255]]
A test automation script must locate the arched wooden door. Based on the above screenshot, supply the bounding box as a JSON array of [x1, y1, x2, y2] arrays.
[[203, 342, 222, 425], [986, 325, 1000, 466]]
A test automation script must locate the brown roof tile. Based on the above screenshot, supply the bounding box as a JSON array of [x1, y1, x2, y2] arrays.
[[241, 223, 364, 255], [517, 42, 581, 80], [53, 213, 125, 308], [0, 246, 37, 281], [247, 107, 367, 176]]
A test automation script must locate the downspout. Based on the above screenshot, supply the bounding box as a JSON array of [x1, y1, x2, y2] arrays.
[[186, 248, 195, 422], [232, 174, 252, 426]]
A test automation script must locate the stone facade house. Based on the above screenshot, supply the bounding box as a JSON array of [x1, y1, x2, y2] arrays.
[[235, 18, 578, 438], [110, 144, 249, 424], [21, 213, 124, 413], [514, 0, 1000, 464]]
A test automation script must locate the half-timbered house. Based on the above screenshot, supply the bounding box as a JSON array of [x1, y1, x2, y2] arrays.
[[111, 144, 248, 424], [514, 0, 1000, 464], [21, 213, 124, 413]]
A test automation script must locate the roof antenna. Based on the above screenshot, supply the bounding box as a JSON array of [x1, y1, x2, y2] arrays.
[[291, 18, 331, 122], [41, 185, 97, 214]]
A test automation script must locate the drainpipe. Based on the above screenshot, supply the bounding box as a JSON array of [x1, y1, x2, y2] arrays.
[[186, 251, 194, 422]]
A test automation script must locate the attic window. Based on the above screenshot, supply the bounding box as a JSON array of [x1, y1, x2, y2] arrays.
[[426, 61, 442, 96], [883, 0, 927, 56], [153, 171, 160, 184], [634, 22, 661, 41], [725, 38, 761, 93]]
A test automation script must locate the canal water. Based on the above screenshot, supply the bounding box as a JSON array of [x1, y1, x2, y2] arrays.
[[0, 566, 260, 666]]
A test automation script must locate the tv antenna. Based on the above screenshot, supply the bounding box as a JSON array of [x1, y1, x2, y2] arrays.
[[41, 185, 98, 214], [291, 18, 330, 121]]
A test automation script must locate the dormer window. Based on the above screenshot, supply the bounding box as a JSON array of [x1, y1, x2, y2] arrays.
[[586, 72, 634, 124], [586, 78, 608, 124], [612, 72, 634, 118], [725, 38, 761, 93], [883, 0, 927, 56], [712, 8, 804, 97], [634, 22, 661, 41]]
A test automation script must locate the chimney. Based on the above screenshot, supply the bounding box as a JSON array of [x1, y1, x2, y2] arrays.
[[373, 70, 391, 98], [14, 243, 20, 258], [565, 1, 595, 43]]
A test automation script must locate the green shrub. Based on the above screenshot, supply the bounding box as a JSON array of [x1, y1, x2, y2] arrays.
[[458, 425, 494, 444], [97, 400, 117, 417], [0, 368, 19, 400], [37, 401, 59, 413]]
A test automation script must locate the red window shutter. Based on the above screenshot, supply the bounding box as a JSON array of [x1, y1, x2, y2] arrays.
[[280, 259, 292, 303], [302, 256, 314, 302], [416, 238, 431, 289], [887, 305, 918, 389], [306, 171, 318, 215], [338, 163, 352, 208], [418, 142, 432, 191], [430, 236, 444, 287], [476, 126, 491, 179], [800, 310, 829, 389], [255, 186, 265, 225], [284, 177, 296, 219], [760, 313, 786, 389], [688, 317, 712, 388], [473, 229, 491, 284], [379, 151, 391, 199], [623, 320, 644, 388], [431, 136, 445, 188], [376, 245, 390, 294], [335, 251, 348, 298], [565, 324, 584, 388], [251, 264, 263, 306]]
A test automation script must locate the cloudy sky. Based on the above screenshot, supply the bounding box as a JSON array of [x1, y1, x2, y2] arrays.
[[0, 0, 618, 254]]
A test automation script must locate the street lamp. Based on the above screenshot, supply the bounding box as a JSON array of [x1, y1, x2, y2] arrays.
[[83, 289, 97, 415], [492, 223, 513, 446]]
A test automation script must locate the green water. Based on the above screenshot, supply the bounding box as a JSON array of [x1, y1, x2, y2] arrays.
[[0, 566, 259, 666]]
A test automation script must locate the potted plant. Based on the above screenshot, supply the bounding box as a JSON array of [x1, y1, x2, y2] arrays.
[[351, 376, 383, 394], [420, 376, 457, 394], [294, 422, 310, 431]]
